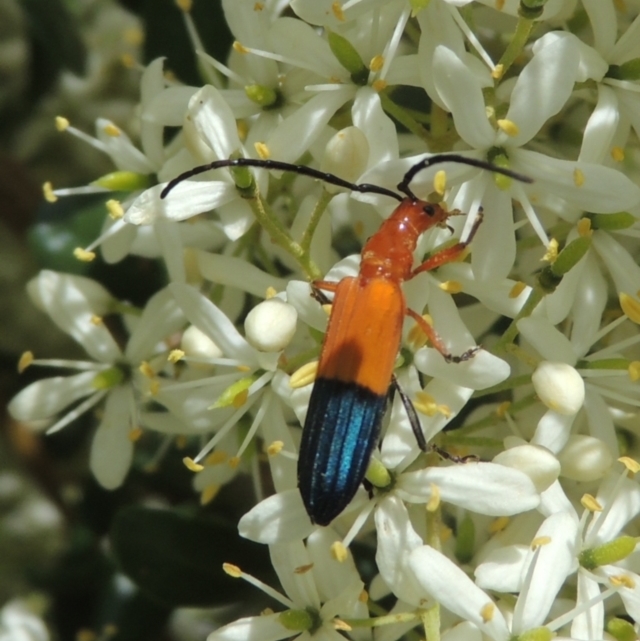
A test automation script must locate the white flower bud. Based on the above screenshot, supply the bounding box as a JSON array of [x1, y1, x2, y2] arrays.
[[493, 443, 560, 493], [320, 126, 369, 191], [558, 435, 613, 482], [245, 299, 297, 352], [532, 361, 585, 415], [181, 325, 223, 360]]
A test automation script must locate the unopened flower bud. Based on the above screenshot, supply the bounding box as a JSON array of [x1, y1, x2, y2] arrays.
[[532, 362, 585, 415], [245, 299, 297, 352], [558, 435, 613, 482], [493, 444, 560, 493], [181, 325, 223, 360], [321, 126, 369, 191]]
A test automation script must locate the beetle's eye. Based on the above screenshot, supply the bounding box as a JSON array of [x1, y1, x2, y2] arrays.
[[423, 204, 435, 216]]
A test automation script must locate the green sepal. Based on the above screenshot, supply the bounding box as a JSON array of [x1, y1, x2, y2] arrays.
[[455, 513, 475, 564], [550, 236, 591, 277], [92, 171, 152, 191], [409, 0, 431, 14], [607, 58, 640, 81], [209, 374, 260, 409], [278, 609, 315, 632], [579, 536, 637, 570], [327, 31, 369, 86], [587, 212, 636, 231], [606, 617, 637, 641]]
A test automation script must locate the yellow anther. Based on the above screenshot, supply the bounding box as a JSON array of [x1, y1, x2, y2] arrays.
[[321, 303, 332, 316], [541, 238, 559, 264], [628, 361, 640, 381], [223, 563, 242, 578], [139, 361, 155, 378], [103, 123, 121, 137], [229, 456, 241, 469], [149, 379, 160, 396], [407, 313, 433, 349], [440, 280, 462, 294], [489, 516, 510, 534], [491, 64, 504, 80], [290, 361, 319, 389], [581, 493, 603, 512], [18, 351, 34, 373], [254, 2, 264, 10], [618, 456, 640, 475], [426, 483, 441, 512], [480, 602, 495, 622], [90, 315, 103, 326], [200, 484, 220, 505], [531, 535, 552, 549], [233, 41, 249, 54], [120, 53, 136, 69], [333, 619, 352, 632], [496, 0, 506, 9], [183, 456, 205, 472], [106, 199, 124, 219], [254, 141, 270, 159], [175, 435, 187, 450], [332, 1, 345, 20], [265, 286, 277, 299], [414, 391, 438, 416], [620, 293, 640, 324], [331, 541, 348, 562], [74, 248, 96, 262], [294, 563, 314, 574], [267, 440, 284, 456], [433, 170, 447, 196], [610, 574, 635, 589], [128, 427, 143, 442], [76, 630, 97, 641], [55, 116, 70, 131], [497, 119, 519, 137], [440, 524, 453, 542], [495, 401, 511, 418], [369, 54, 384, 72], [509, 281, 526, 298], [123, 27, 144, 46], [372, 79, 388, 92], [205, 450, 228, 465], [236, 364, 252, 372], [577, 217, 592, 237], [611, 146, 625, 162], [43, 182, 58, 203], [175, 0, 192, 11], [573, 168, 585, 186], [237, 120, 249, 141], [168, 349, 185, 363], [358, 589, 368, 603]]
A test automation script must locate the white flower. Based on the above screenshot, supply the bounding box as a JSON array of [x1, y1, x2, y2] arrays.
[[209, 531, 369, 641], [8, 271, 185, 489]]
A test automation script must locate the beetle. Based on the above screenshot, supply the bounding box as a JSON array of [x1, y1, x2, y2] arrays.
[[162, 153, 531, 525]]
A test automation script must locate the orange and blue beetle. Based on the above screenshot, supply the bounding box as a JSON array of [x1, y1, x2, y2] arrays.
[[163, 154, 531, 526]]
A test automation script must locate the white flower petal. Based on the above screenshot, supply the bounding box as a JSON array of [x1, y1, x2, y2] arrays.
[[590, 476, 640, 543], [352, 88, 398, 166], [531, 362, 585, 416], [374, 496, 426, 606], [410, 546, 510, 641], [493, 444, 560, 493], [96, 118, 155, 174], [579, 85, 619, 164], [581, 0, 617, 55], [557, 435, 613, 482], [398, 463, 539, 515], [90, 387, 134, 489], [125, 181, 237, 225], [531, 410, 575, 454], [505, 37, 580, 146], [512, 511, 578, 632], [572, 572, 604, 640], [517, 316, 577, 365], [238, 489, 314, 543], [270, 540, 320, 609], [592, 231, 640, 296], [144, 86, 198, 126], [475, 544, 529, 592], [27, 271, 121, 363], [432, 45, 494, 149], [207, 613, 289, 641], [8, 372, 96, 423]]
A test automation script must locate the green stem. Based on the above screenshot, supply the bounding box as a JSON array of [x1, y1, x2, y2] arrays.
[[423, 494, 442, 641], [496, 17, 534, 78], [379, 90, 432, 145], [458, 394, 538, 436], [300, 189, 334, 255]]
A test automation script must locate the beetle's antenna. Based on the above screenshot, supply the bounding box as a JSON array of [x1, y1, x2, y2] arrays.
[[397, 153, 533, 201], [160, 157, 403, 202]]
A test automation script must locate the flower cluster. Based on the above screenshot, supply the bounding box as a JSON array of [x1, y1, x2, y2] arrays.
[[9, 0, 640, 640]]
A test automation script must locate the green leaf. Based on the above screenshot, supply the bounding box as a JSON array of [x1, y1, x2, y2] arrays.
[[111, 507, 272, 607]]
